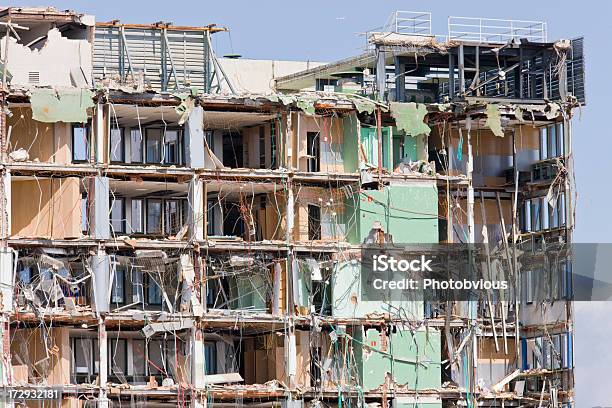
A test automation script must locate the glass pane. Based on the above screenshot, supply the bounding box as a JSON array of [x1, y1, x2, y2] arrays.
[[557, 123, 564, 156], [132, 268, 144, 303], [146, 130, 163, 163], [146, 200, 162, 234], [133, 340, 146, 379], [539, 127, 547, 160], [148, 276, 162, 305], [164, 130, 179, 164], [110, 198, 124, 233], [73, 126, 88, 161], [111, 268, 125, 304], [204, 342, 217, 375], [110, 128, 123, 162], [131, 199, 143, 233], [148, 340, 164, 375], [548, 124, 557, 158], [165, 200, 180, 235], [109, 339, 127, 376], [130, 129, 143, 162], [531, 199, 541, 231], [81, 197, 88, 233]]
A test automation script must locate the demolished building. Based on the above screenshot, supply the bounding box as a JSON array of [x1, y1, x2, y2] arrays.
[[0, 7, 584, 408]]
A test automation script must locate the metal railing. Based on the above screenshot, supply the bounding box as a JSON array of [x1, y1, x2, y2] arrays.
[[448, 16, 547, 43], [385, 10, 432, 36]]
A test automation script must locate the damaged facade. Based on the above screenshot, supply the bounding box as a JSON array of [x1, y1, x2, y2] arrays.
[[0, 8, 584, 408]]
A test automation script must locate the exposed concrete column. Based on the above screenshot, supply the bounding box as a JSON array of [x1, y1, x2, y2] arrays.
[[458, 44, 465, 94], [394, 56, 405, 102], [0, 247, 14, 313], [185, 106, 205, 169], [0, 247, 13, 389], [466, 117, 475, 244], [191, 326, 205, 389], [286, 182, 294, 242], [376, 48, 387, 101], [564, 117, 574, 233], [0, 169, 10, 242], [95, 102, 107, 164], [188, 176, 205, 241], [285, 329, 297, 388], [89, 176, 110, 239], [272, 262, 282, 315], [91, 249, 110, 314], [98, 317, 109, 408]]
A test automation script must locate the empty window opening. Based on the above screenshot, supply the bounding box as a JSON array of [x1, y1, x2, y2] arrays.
[[222, 132, 243, 168], [223, 203, 246, 237], [270, 120, 278, 169], [259, 127, 266, 169], [308, 204, 321, 240], [307, 132, 320, 172]]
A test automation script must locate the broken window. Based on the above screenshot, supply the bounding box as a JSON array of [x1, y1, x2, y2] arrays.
[[307, 131, 320, 172], [130, 129, 143, 163], [110, 197, 125, 234], [308, 204, 321, 240], [72, 124, 89, 162], [110, 127, 125, 163]]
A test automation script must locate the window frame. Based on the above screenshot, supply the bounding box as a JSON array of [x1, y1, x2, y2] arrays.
[[308, 204, 322, 240], [306, 131, 321, 172], [110, 196, 126, 234], [146, 199, 163, 236], [130, 128, 144, 164], [111, 266, 126, 305], [110, 127, 125, 163], [108, 338, 128, 379], [130, 198, 145, 234], [72, 123, 90, 163], [146, 273, 163, 306]]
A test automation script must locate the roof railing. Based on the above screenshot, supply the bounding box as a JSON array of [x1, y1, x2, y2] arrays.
[[447, 16, 547, 43]]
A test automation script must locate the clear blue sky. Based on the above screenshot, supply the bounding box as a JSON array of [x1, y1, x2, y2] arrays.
[[45, 0, 612, 404]]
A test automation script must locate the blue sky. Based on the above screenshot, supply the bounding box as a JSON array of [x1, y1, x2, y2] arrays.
[[44, 0, 612, 404]]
